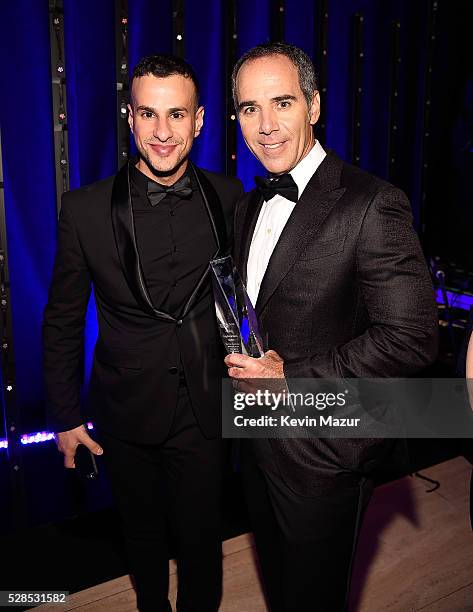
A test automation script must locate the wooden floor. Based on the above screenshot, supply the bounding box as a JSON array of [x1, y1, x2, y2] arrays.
[[35, 457, 473, 612]]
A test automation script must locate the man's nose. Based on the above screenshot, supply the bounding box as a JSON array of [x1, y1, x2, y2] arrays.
[[259, 108, 279, 135], [153, 118, 173, 141]]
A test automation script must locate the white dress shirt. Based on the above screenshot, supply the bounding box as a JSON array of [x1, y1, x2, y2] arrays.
[[246, 140, 327, 306]]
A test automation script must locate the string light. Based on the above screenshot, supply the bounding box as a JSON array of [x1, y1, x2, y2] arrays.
[[0, 423, 94, 449]]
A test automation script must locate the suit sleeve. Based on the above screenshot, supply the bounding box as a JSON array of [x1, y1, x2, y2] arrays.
[[284, 186, 438, 378], [43, 194, 92, 432]]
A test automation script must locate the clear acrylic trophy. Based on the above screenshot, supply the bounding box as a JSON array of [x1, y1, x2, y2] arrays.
[[209, 256, 264, 357]]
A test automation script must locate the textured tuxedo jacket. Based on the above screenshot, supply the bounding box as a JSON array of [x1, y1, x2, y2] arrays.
[[234, 151, 438, 494], [43, 161, 243, 443]]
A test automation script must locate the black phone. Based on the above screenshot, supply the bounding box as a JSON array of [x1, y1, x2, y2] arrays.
[[74, 444, 99, 480]]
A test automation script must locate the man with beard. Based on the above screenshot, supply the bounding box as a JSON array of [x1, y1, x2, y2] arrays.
[[226, 42, 437, 611], [43, 54, 242, 612]]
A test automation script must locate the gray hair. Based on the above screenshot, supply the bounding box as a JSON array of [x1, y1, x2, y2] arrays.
[[231, 42, 318, 110]]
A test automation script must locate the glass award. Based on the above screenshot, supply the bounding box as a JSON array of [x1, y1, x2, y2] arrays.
[[210, 256, 264, 357]]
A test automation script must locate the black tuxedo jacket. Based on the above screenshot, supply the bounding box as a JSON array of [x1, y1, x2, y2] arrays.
[[43, 161, 243, 443], [234, 151, 438, 494]]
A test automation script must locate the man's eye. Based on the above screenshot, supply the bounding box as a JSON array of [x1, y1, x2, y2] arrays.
[[141, 111, 154, 119], [243, 107, 257, 115], [278, 100, 291, 109], [170, 113, 184, 119]]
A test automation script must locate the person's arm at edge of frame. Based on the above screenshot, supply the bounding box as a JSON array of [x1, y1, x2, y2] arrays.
[[42, 191, 103, 467], [466, 330, 473, 409]]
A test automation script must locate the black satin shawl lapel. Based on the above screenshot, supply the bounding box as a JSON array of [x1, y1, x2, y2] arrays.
[[238, 190, 264, 284], [191, 165, 227, 253], [111, 162, 175, 322], [179, 164, 227, 318], [255, 181, 346, 316]]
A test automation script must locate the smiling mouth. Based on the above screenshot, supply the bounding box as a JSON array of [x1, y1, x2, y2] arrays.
[[148, 143, 179, 156], [260, 142, 286, 149]]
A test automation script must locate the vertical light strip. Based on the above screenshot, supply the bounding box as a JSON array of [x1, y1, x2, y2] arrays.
[[225, 0, 238, 176], [173, 0, 185, 59], [419, 0, 438, 237], [349, 13, 364, 166], [387, 20, 401, 183], [270, 0, 285, 42], [115, 0, 130, 168], [49, 0, 69, 211], [315, 0, 329, 145]]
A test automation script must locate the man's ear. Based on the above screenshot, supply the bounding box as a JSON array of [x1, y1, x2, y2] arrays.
[[194, 106, 205, 137], [127, 103, 134, 133], [309, 91, 320, 126]]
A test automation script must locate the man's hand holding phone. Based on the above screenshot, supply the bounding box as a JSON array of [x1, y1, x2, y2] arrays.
[[55, 424, 103, 469]]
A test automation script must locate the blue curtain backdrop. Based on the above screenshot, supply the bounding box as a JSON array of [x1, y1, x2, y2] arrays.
[[64, 0, 117, 188], [186, 0, 226, 171], [236, 0, 270, 189], [128, 0, 173, 71], [0, 1, 57, 425], [63, 0, 118, 394], [0, 0, 431, 432]]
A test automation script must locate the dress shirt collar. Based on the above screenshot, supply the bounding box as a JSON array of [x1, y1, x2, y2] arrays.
[[289, 139, 326, 200]]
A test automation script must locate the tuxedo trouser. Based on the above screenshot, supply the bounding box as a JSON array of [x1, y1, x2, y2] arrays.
[[98, 379, 223, 612], [241, 440, 373, 612]]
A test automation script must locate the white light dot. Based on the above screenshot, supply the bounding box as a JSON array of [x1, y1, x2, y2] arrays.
[[230, 114, 236, 120], [176, 34, 183, 41]]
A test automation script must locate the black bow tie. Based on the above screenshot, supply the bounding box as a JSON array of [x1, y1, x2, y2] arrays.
[[255, 173, 299, 203], [146, 175, 193, 206]]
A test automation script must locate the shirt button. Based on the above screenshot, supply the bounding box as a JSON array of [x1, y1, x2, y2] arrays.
[[267, 228, 272, 234], [168, 366, 178, 374], [176, 319, 183, 327], [170, 210, 175, 216]]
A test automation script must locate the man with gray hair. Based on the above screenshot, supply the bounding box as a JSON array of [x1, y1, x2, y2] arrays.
[[226, 42, 437, 610]]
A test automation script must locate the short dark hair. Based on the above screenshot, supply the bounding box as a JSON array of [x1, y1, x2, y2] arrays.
[[232, 42, 318, 110], [132, 54, 200, 107]]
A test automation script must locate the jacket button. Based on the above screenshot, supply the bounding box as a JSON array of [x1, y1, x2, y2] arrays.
[[176, 319, 183, 327], [168, 366, 178, 375]]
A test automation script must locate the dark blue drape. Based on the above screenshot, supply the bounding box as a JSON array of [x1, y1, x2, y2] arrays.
[[285, 0, 316, 57], [235, 0, 270, 189], [64, 0, 117, 187], [186, 0, 226, 172], [63, 0, 118, 387], [128, 0, 173, 73], [0, 1, 57, 421]]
